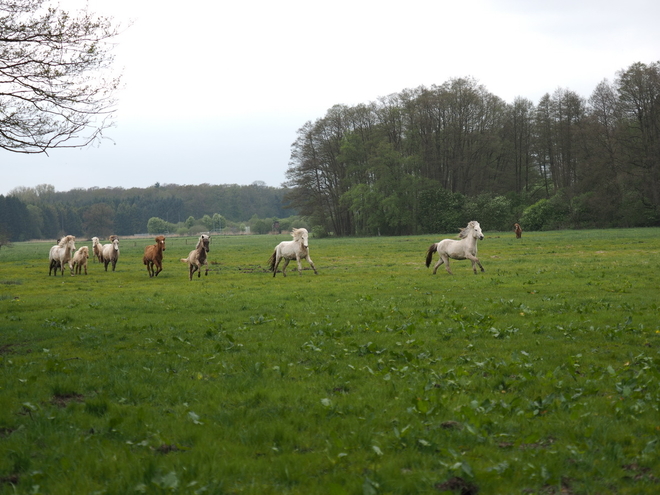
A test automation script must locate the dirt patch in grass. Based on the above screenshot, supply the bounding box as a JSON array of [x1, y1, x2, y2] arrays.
[[50, 393, 85, 408], [435, 476, 479, 494]]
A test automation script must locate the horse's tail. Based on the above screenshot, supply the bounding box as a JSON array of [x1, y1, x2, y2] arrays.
[[425, 243, 437, 268], [267, 250, 276, 272], [180, 257, 188, 263]]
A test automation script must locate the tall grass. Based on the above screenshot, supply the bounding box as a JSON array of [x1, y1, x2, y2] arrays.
[[1, 229, 659, 494]]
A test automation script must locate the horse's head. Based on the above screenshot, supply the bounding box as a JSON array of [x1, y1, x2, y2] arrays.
[[92, 237, 99, 246], [81, 246, 89, 258], [112, 239, 120, 250], [156, 235, 166, 251], [292, 228, 309, 247], [471, 221, 484, 240], [199, 234, 210, 253]]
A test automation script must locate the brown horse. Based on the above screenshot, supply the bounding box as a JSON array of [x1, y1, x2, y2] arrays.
[[514, 223, 523, 239], [143, 235, 166, 277], [180, 234, 210, 280]]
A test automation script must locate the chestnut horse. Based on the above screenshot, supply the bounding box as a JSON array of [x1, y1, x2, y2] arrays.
[[514, 223, 523, 239], [426, 221, 485, 275], [143, 235, 166, 277]]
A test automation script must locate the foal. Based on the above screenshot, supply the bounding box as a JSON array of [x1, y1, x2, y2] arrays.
[[143, 235, 166, 277]]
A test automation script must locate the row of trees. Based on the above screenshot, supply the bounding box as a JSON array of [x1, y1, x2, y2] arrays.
[[285, 62, 660, 235], [0, 183, 294, 242]]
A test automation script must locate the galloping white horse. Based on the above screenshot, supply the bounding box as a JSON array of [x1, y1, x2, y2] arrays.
[[180, 234, 210, 280], [48, 235, 76, 276], [268, 228, 318, 277], [426, 221, 485, 275], [101, 236, 120, 272]]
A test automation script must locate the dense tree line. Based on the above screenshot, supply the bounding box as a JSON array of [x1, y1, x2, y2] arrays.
[[0, 182, 294, 241], [285, 61, 660, 235]]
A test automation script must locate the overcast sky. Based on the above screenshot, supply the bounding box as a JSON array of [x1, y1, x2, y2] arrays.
[[2, 0, 659, 196]]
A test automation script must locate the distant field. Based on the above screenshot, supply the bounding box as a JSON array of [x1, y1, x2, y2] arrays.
[[1, 229, 659, 494]]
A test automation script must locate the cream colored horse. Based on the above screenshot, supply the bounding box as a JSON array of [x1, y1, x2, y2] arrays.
[[267, 228, 317, 277], [92, 237, 102, 263], [48, 235, 76, 276], [72, 246, 89, 275], [101, 236, 120, 272], [426, 221, 485, 275]]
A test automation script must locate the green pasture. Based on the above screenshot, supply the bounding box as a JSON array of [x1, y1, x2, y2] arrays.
[[1, 229, 659, 494]]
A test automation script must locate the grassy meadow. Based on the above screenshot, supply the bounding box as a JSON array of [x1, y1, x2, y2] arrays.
[[1, 229, 659, 494]]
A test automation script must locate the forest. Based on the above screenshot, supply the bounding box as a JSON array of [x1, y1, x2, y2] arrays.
[[1, 61, 658, 242], [285, 61, 660, 236], [0, 182, 295, 242]]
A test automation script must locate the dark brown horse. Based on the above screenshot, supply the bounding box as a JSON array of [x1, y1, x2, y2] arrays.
[[143, 235, 166, 277], [514, 223, 523, 239]]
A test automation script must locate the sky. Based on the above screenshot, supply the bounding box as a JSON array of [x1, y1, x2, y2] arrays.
[[2, 0, 659, 196]]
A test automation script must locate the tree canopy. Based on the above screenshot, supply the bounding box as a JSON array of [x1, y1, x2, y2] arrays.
[[0, 0, 122, 153], [285, 62, 660, 235]]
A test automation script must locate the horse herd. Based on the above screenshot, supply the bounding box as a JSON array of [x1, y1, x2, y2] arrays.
[[48, 221, 507, 280]]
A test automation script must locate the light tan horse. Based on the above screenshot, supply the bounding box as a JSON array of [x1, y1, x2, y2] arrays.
[[48, 235, 76, 276], [180, 234, 210, 280], [92, 237, 103, 263], [101, 236, 120, 272], [72, 246, 89, 275]]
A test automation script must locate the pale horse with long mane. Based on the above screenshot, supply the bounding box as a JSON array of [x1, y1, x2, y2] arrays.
[[426, 220, 485, 275], [268, 228, 318, 277], [101, 236, 120, 272], [71, 246, 89, 275], [48, 235, 76, 276], [91, 237, 103, 263], [180, 234, 210, 280]]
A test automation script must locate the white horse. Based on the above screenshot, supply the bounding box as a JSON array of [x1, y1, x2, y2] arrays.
[[426, 221, 485, 275], [268, 228, 317, 277], [71, 246, 89, 275], [180, 234, 210, 280], [91, 237, 102, 263], [48, 235, 76, 276], [101, 236, 120, 272]]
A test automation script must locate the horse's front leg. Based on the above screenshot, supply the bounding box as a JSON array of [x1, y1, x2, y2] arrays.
[[296, 255, 303, 276], [204, 261, 209, 276], [467, 255, 484, 274], [306, 255, 318, 274]]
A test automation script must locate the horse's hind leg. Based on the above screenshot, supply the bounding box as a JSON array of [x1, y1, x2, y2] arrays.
[[439, 255, 453, 275], [432, 257, 445, 275], [281, 259, 290, 277]]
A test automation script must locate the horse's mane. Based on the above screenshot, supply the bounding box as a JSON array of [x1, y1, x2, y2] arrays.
[[458, 221, 479, 239], [57, 235, 74, 247], [291, 228, 307, 241], [196, 234, 210, 252]]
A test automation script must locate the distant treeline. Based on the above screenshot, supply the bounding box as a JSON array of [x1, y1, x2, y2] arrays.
[[285, 61, 660, 235], [0, 182, 295, 242]]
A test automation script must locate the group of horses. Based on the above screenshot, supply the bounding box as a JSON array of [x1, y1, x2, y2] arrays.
[[48, 220, 522, 280]]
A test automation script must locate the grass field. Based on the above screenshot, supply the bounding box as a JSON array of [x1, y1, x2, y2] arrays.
[[1, 229, 659, 494]]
